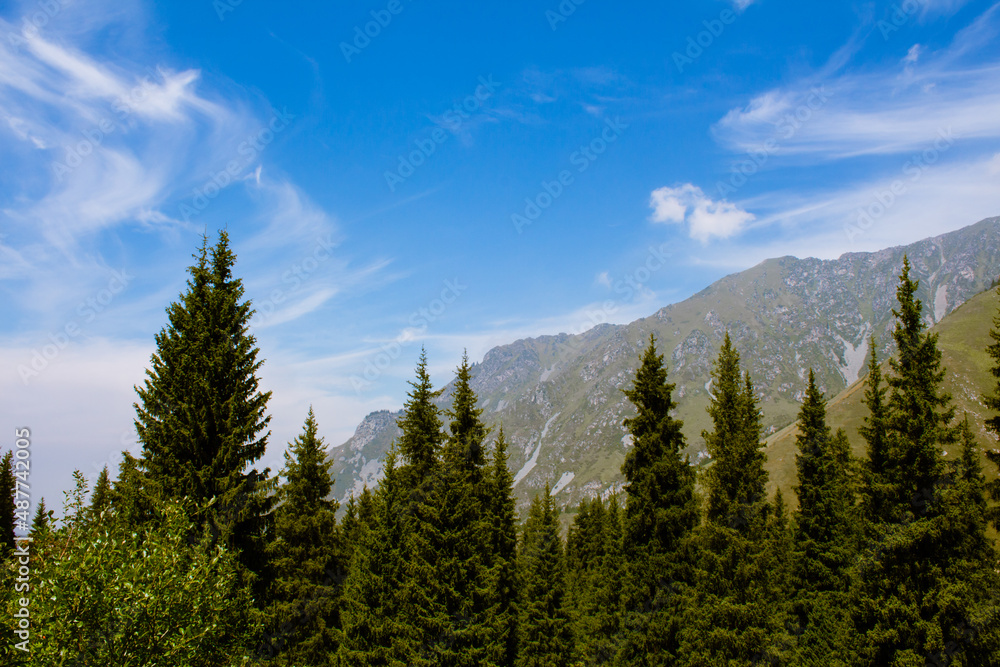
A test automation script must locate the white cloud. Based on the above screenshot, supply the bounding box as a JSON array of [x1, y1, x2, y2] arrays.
[[731, 0, 756, 12], [650, 184, 755, 242], [904, 43, 923, 64]]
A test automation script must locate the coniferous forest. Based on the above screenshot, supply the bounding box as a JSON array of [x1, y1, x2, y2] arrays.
[[3, 232, 1000, 666]]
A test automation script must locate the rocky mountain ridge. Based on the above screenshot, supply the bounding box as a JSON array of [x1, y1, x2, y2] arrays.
[[327, 216, 1000, 511]]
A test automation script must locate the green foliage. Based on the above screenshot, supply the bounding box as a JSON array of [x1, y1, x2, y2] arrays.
[[261, 408, 344, 666], [31, 496, 53, 538], [487, 427, 521, 667], [703, 334, 768, 531], [853, 258, 998, 666], [790, 371, 859, 664], [2, 497, 258, 666], [982, 279, 1000, 531], [89, 465, 113, 522], [679, 334, 786, 666], [134, 231, 274, 599], [617, 335, 699, 666], [0, 451, 14, 560], [339, 449, 415, 666], [517, 486, 574, 667]]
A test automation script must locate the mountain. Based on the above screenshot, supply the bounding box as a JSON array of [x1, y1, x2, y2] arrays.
[[765, 282, 1000, 504], [327, 216, 1000, 511]]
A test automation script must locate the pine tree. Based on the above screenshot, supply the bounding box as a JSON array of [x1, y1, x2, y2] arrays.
[[89, 466, 113, 522], [420, 353, 495, 666], [853, 258, 992, 665], [517, 486, 574, 667], [859, 344, 893, 529], [617, 335, 699, 666], [679, 333, 786, 666], [134, 231, 274, 601], [397, 348, 445, 486], [885, 256, 955, 520], [487, 427, 520, 667], [590, 494, 624, 666], [261, 408, 343, 666], [981, 277, 1000, 531], [790, 371, 858, 665], [0, 451, 15, 560], [108, 451, 155, 527], [339, 449, 415, 666], [31, 497, 52, 537], [703, 335, 768, 530], [392, 353, 447, 666]]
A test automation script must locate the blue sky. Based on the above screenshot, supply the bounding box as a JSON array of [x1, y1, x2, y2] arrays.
[[2, 0, 999, 509]]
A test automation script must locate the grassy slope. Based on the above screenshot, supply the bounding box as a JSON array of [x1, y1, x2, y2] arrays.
[[764, 287, 1000, 527]]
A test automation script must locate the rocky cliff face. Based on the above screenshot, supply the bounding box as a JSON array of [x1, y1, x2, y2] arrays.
[[328, 216, 1000, 512]]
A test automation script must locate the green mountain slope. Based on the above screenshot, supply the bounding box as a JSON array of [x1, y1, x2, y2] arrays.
[[765, 283, 1000, 504], [328, 217, 1000, 512]]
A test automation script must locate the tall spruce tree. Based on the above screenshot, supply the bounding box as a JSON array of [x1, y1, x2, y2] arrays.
[[429, 353, 496, 666], [339, 449, 415, 666], [262, 408, 343, 666], [487, 427, 520, 667], [679, 333, 787, 666], [853, 258, 995, 665], [517, 486, 574, 667], [30, 497, 52, 538], [0, 451, 15, 560], [617, 335, 699, 667], [134, 231, 273, 601], [790, 370, 858, 665], [981, 279, 1000, 531], [884, 256, 955, 519], [391, 353, 447, 666], [89, 466, 113, 522], [859, 344, 894, 530]]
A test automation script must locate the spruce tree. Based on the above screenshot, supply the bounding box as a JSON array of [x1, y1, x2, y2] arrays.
[[31, 497, 52, 537], [134, 231, 273, 600], [0, 451, 15, 560], [487, 427, 520, 667], [853, 258, 993, 665], [859, 344, 893, 530], [981, 279, 1000, 531], [428, 353, 496, 666], [617, 335, 698, 666], [391, 353, 447, 666], [262, 408, 343, 666], [397, 348, 445, 486], [885, 256, 955, 520], [703, 335, 768, 530], [339, 449, 415, 666], [517, 486, 574, 667], [89, 466, 113, 522], [679, 333, 786, 666], [790, 371, 858, 665]]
